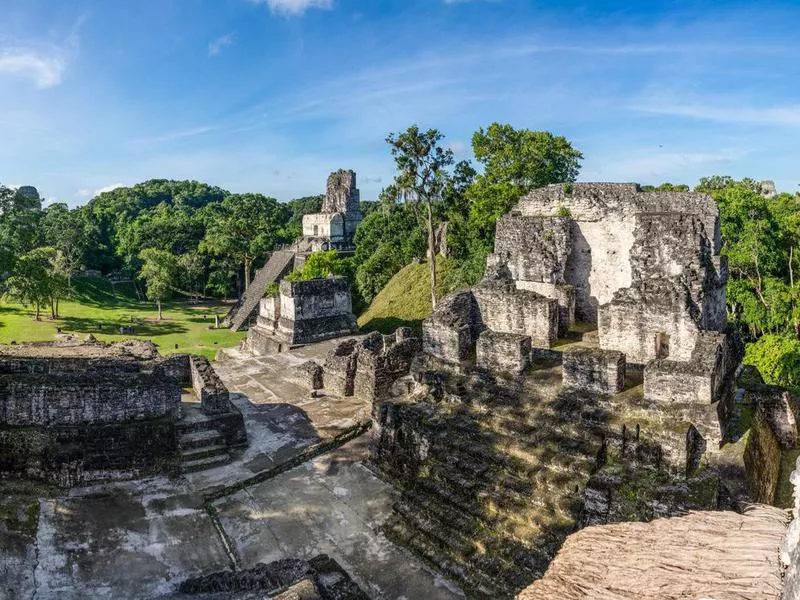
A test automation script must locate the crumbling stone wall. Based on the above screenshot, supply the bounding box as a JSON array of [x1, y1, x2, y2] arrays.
[[781, 455, 800, 600], [245, 277, 358, 353], [476, 330, 531, 375], [562, 347, 625, 395], [324, 330, 421, 401], [423, 291, 482, 363], [190, 355, 231, 414], [744, 387, 799, 505]]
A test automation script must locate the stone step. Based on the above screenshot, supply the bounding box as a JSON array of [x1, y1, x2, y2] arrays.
[[178, 429, 224, 450], [181, 453, 232, 473], [176, 417, 222, 435], [181, 444, 230, 462]]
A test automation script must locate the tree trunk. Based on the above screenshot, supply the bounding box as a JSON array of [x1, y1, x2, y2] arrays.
[[55, 297, 60, 319], [50, 298, 56, 320], [244, 257, 252, 291], [426, 200, 437, 309], [157, 299, 163, 321], [35, 303, 41, 321]]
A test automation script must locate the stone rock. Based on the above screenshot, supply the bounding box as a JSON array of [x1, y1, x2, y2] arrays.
[[476, 330, 531, 375], [562, 347, 625, 395]]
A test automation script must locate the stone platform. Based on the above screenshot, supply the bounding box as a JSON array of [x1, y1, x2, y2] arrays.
[[0, 338, 463, 600]]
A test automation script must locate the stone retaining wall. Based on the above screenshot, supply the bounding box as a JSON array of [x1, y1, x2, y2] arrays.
[[190, 355, 231, 414]]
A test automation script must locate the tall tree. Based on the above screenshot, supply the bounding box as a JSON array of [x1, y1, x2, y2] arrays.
[[467, 124, 583, 243], [139, 248, 177, 320], [201, 194, 291, 291], [40, 203, 88, 286], [387, 126, 454, 309], [4, 247, 60, 320]]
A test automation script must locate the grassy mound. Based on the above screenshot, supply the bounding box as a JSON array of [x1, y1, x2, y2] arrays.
[[357, 257, 458, 334], [0, 276, 244, 359]]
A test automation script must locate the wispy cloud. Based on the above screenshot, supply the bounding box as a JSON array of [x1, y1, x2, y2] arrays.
[[132, 125, 218, 145], [0, 50, 67, 88], [632, 101, 800, 127], [249, 0, 333, 16], [208, 33, 234, 56]]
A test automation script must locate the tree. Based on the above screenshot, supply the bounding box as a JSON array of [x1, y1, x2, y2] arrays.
[[201, 194, 291, 292], [387, 126, 454, 309], [467, 124, 583, 245], [0, 185, 41, 275], [139, 248, 177, 320], [285, 250, 345, 281], [40, 203, 88, 286], [4, 247, 60, 320]]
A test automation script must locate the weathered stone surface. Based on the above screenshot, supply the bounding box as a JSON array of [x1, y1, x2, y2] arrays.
[[292, 360, 324, 390], [300, 170, 363, 251], [476, 330, 531, 374], [494, 215, 572, 284], [190, 355, 231, 414], [562, 347, 625, 395], [473, 282, 559, 349], [422, 290, 481, 363], [518, 504, 789, 600], [323, 338, 359, 396], [745, 386, 799, 505], [245, 277, 358, 353], [353, 331, 422, 401], [781, 455, 800, 600]]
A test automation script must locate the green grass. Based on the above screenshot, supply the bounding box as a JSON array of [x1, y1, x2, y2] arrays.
[[358, 257, 458, 334], [0, 277, 245, 359]]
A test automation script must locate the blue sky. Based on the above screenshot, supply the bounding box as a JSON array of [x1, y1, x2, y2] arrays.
[[1, 0, 799, 206]]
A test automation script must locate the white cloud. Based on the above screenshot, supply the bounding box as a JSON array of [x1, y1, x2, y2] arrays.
[[250, 0, 333, 16], [208, 33, 234, 56], [75, 183, 125, 199], [0, 50, 66, 88], [632, 102, 800, 127]]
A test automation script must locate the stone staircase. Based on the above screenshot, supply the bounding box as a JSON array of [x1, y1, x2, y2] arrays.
[[223, 250, 296, 331], [177, 421, 233, 474], [371, 365, 689, 599]]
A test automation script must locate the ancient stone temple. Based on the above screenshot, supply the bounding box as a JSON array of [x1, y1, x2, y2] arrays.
[[300, 169, 363, 252], [242, 277, 358, 354], [223, 169, 364, 331], [368, 182, 799, 598]]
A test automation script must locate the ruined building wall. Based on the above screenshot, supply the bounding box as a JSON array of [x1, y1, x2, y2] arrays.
[[302, 169, 363, 246]]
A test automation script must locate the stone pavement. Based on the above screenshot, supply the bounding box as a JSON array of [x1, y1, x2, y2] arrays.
[[0, 339, 463, 600]]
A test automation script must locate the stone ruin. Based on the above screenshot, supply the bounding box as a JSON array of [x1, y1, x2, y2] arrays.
[[300, 169, 363, 253], [223, 169, 363, 331], [0, 336, 246, 485], [362, 183, 800, 598], [242, 277, 358, 355]]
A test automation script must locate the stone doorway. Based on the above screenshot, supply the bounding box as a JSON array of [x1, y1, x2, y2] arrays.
[[655, 332, 670, 359]]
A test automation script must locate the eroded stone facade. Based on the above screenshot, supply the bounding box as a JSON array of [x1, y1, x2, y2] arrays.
[[301, 169, 363, 252]]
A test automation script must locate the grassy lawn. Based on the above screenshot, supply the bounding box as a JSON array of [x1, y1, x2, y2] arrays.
[[358, 257, 457, 334], [0, 277, 245, 359]]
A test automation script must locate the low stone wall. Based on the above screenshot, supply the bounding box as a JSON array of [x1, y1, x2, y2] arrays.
[[781, 455, 800, 600], [473, 283, 559, 348], [422, 291, 480, 364], [323, 338, 359, 395], [190, 356, 231, 414], [0, 373, 180, 426], [562, 347, 625, 395], [277, 278, 358, 345], [292, 360, 324, 390], [744, 386, 799, 506], [476, 330, 531, 375], [354, 332, 422, 402], [157, 353, 191, 385], [0, 417, 179, 486]]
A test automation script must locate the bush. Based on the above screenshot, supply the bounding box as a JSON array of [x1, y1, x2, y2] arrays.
[[744, 334, 800, 391]]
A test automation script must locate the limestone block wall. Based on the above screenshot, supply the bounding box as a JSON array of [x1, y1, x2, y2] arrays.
[[476, 330, 531, 374], [515, 281, 575, 337], [0, 373, 180, 426], [473, 285, 558, 348], [598, 290, 700, 364], [562, 347, 625, 395], [189, 355, 231, 414], [494, 215, 572, 284], [324, 338, 359, 395], [744, 387, 798, 506], [277, 278, 357, 345], [354, 333, 422, 402], [781, 455, 800, 600], [422, 291, 481, 363]]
